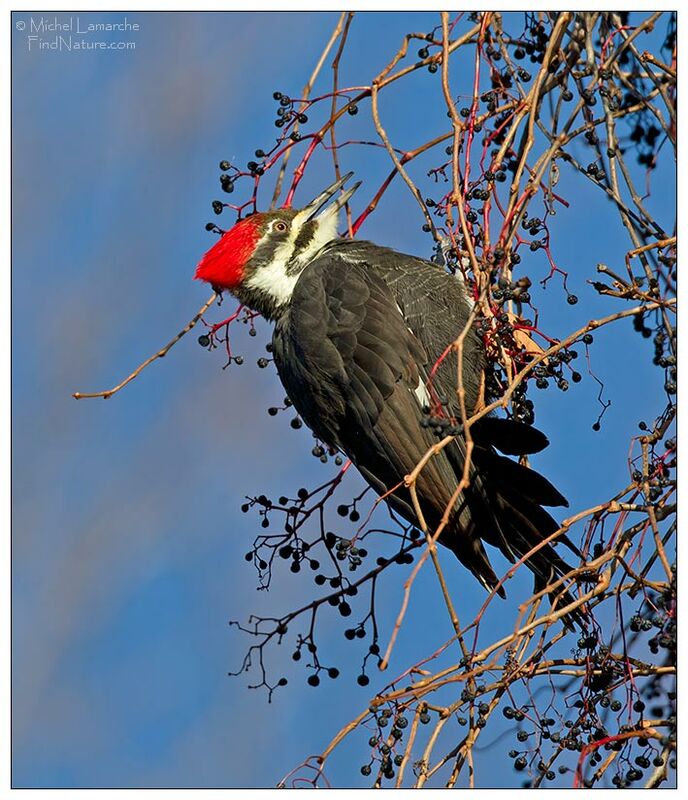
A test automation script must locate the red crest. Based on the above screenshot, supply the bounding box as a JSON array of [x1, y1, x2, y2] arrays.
[[194, 216, 263, 289]]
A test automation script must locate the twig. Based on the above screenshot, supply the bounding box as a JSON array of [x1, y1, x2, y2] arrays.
[[72, 293, 217, 400]]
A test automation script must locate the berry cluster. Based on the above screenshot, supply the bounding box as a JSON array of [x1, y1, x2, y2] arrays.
[[360, 704, 414, 782], [491, 273, 531, 306], [498, 619, 676, 788], [229, 461, 428, 696], [272, 91, 309, 138], [632, 583, 676, 656]]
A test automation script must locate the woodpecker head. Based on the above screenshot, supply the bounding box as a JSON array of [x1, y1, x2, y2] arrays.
[[195, 172, 360, 320]]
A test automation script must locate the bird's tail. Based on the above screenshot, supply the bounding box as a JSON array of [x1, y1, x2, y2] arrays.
[[489, 485, 587, 629], [447, 420, 588, 629]]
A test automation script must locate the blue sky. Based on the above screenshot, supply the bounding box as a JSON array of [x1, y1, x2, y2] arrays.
[[12, 10, 675, 789]]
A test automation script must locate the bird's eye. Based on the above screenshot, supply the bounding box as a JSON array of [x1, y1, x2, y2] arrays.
[[274, 221, 288, 233]]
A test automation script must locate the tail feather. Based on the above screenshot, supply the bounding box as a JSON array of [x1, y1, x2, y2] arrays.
[[492, 488, 587, 628], [472, 416, 550, 455], [443, 435, 587, 629], [473, 447, 569, 508]]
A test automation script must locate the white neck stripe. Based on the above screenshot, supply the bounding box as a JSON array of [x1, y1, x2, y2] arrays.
[[245, 210, 339, 309]]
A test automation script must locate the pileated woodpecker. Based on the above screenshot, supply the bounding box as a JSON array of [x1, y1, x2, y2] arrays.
[[196, 173, 582, 620]]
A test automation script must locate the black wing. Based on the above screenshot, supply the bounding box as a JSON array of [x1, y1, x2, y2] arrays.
[[321, 240, 552, 458], [273, 249, 581, 616], [272, 254, 504, 592]]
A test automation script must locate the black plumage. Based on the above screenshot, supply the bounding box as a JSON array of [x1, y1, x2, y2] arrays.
[[272, 240, 581, 617]]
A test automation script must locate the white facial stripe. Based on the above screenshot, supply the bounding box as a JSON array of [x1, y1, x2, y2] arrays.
[[291, 207, 339, 269], [244, 256, 300, 306], [244, 221, 300, 306], [245, 210, 340, 308]]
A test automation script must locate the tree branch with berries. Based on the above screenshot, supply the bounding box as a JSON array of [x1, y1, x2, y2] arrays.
[[73, 10, 675, 789]]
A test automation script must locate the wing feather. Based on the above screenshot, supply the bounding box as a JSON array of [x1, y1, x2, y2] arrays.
[[273, 255, 504, 593], [271, 247, 580, 617]]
